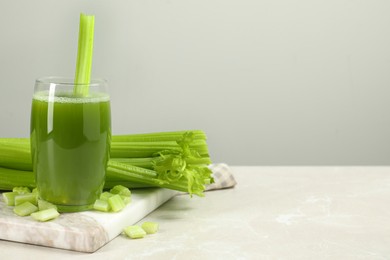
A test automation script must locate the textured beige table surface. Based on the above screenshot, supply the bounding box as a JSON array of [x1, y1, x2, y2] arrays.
[[1, 166, 390, 259]]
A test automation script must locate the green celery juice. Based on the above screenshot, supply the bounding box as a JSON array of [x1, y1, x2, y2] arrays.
[[30, 90, 111, 212]]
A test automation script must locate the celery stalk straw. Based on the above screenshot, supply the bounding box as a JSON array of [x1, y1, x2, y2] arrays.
[[74, 13, 95, 96]]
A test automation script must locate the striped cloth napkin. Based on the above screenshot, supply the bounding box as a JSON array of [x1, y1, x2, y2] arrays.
[[206, 163, 237, 191]]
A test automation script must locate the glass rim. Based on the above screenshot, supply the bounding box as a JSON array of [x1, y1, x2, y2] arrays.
[[36, 76, 108, 87]]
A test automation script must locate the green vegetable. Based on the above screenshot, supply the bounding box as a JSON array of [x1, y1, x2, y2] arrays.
[[13, 186, 31, 194], [2, 192, 17, 206], [110, 139, 209, 158], [107, 131, 213, 196], [74, 13, 95, 96], [5, 186, 59, 221], [38, 200, 57, 211], [100, 191, 114, 201], [107, 161, 210, 197], [93, 199, 111, 212], [123, 225, 146, 239], [112, 129, 207, 142], [110, 185, 131, 197], [31, 208, 60, 222], [13, 201, 38, 216], [0, 130, 213, 196], [108, 194, 126, 212], [14, 193, 37, 206], [0, 167, 35, 190], [141, 221, 159, 234], [0, 138, 31, 171]]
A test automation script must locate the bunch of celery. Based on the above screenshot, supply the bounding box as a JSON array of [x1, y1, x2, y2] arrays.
[[0, 130, 213, 196]]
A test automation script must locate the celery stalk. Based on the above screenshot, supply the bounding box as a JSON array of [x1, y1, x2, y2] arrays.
[[111, 157, 211, 170], [74, 13, 95, 96], [104, 180, 155, 189], [110, 139, 210, 158], [112, 130, 207, 142], [111, 157, 155, 169], [0, 167, 35, 190], [0, 138, 31, 171]]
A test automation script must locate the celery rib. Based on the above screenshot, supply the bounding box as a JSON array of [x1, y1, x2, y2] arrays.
[[0, 138, 31, 171], [110, 140, 209, 158], [111, 158, 155, 169], [74, 13, 95, 96], [112, 130, 207, 142], [0, 167, 35, 190]]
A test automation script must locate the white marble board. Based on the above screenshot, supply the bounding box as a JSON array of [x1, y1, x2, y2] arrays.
[[0, 188, 177, 252]]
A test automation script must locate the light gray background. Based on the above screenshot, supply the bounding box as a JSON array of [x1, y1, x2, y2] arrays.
[[1, 0, 390, 165]]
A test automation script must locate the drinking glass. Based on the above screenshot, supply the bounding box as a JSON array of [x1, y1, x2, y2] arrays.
[[30, 77, 111, 212]]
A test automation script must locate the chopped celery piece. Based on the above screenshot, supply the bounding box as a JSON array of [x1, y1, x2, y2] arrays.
[[93, 199, 111, 212], [32, 188, 38, 194], [2, 192, 17, 206], [14, 193, 38, 206], [13, 201, 38, 216], [31, 208, 60, 222], [110, 185, 131, 197], [124, 225, 146, 239], [141, 222, 159, 234], [100, 191, 114, 201], [38, 199, 57, 211], [13, 186, 31, 194], [108, 194, 125, 212]]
